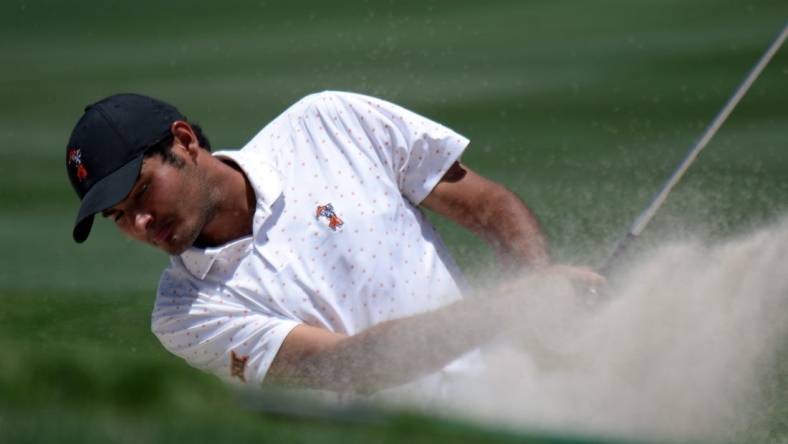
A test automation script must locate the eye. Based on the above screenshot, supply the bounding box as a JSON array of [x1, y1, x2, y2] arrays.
[[137, 183, 149, 198]]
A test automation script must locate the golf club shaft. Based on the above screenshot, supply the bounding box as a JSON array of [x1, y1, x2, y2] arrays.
[[599, 23, 788, 274]]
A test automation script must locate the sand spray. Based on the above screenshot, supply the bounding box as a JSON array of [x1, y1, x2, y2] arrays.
[[388, 217, 788, 442]]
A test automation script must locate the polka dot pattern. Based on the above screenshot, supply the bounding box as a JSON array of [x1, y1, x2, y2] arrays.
[[151, 91, 471, 386]]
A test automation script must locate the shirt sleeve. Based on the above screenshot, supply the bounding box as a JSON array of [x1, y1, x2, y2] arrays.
[[305, 91, 470, 205], [151, 268, 299, 386]]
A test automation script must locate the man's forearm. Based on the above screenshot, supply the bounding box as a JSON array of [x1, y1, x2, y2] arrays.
[[271, 296, 501, 394], [421, 162, 549, 272], [481, 187, 549, 271], [266, 267, 601, 394]]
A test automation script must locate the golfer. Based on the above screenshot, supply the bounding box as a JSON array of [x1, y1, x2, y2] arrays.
[[66, 91, 601, 394]]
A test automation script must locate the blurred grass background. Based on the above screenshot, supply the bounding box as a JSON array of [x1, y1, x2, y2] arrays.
[[1, 0, 786, 442]]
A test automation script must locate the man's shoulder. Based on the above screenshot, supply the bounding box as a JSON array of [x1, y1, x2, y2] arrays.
[[279, 90, 344, 114], [242, 91, 375, 143], [236, 92, 344, 154], [287, 90, 388, 115], [295, 90, 357, 105]]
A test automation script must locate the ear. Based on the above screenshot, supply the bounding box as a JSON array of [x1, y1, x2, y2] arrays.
[[170, 120, 201, 161]]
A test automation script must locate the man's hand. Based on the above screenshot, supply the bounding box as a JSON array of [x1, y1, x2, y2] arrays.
[[497, 264, 607, 303], [492, 264, 607, 365], [541, 264, 608, 297]]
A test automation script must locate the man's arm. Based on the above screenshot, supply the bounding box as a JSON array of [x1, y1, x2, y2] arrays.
[[265, 161, 594, 393], [265, 294, 500, 394], [421, 161, 549, 271], [264, 266, 604, 394]]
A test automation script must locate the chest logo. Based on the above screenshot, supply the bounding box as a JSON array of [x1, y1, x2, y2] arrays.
[[230, 350, 249, 383], [316, 203, 344, 231], [230, 351, 249, 382], [67, 148, 89, 182]]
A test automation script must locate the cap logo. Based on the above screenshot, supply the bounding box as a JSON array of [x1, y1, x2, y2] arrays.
[[67, 148, 89, 182]]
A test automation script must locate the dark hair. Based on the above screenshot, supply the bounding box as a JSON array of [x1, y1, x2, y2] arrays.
[[144, 122, 212, 166]]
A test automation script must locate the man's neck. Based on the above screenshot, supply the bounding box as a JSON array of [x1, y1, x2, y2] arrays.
[[192, 158, 256, 249]]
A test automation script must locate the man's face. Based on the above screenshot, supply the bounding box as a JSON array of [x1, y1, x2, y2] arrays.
[[102, 150, 214, 255]]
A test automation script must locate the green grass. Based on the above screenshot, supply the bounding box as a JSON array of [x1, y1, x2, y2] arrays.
[[1, 0, 787, 442]]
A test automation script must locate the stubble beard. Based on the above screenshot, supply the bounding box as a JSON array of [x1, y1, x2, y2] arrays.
[[167, 168, 218, 255]]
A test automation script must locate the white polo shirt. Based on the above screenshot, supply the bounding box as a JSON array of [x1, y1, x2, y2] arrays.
[[151, 91, 474, 388]]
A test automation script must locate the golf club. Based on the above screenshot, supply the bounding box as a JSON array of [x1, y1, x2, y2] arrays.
[[599, 23, 788, 275]]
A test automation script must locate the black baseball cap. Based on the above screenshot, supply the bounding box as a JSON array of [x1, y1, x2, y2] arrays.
[[66, 93, 185, 243]]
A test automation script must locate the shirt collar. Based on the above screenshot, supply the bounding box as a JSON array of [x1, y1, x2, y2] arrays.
[[177, 148, 283, 279], [179, 238, 251, 280]]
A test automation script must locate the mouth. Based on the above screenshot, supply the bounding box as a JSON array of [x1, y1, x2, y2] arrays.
[[152, 222, 173, 245]]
